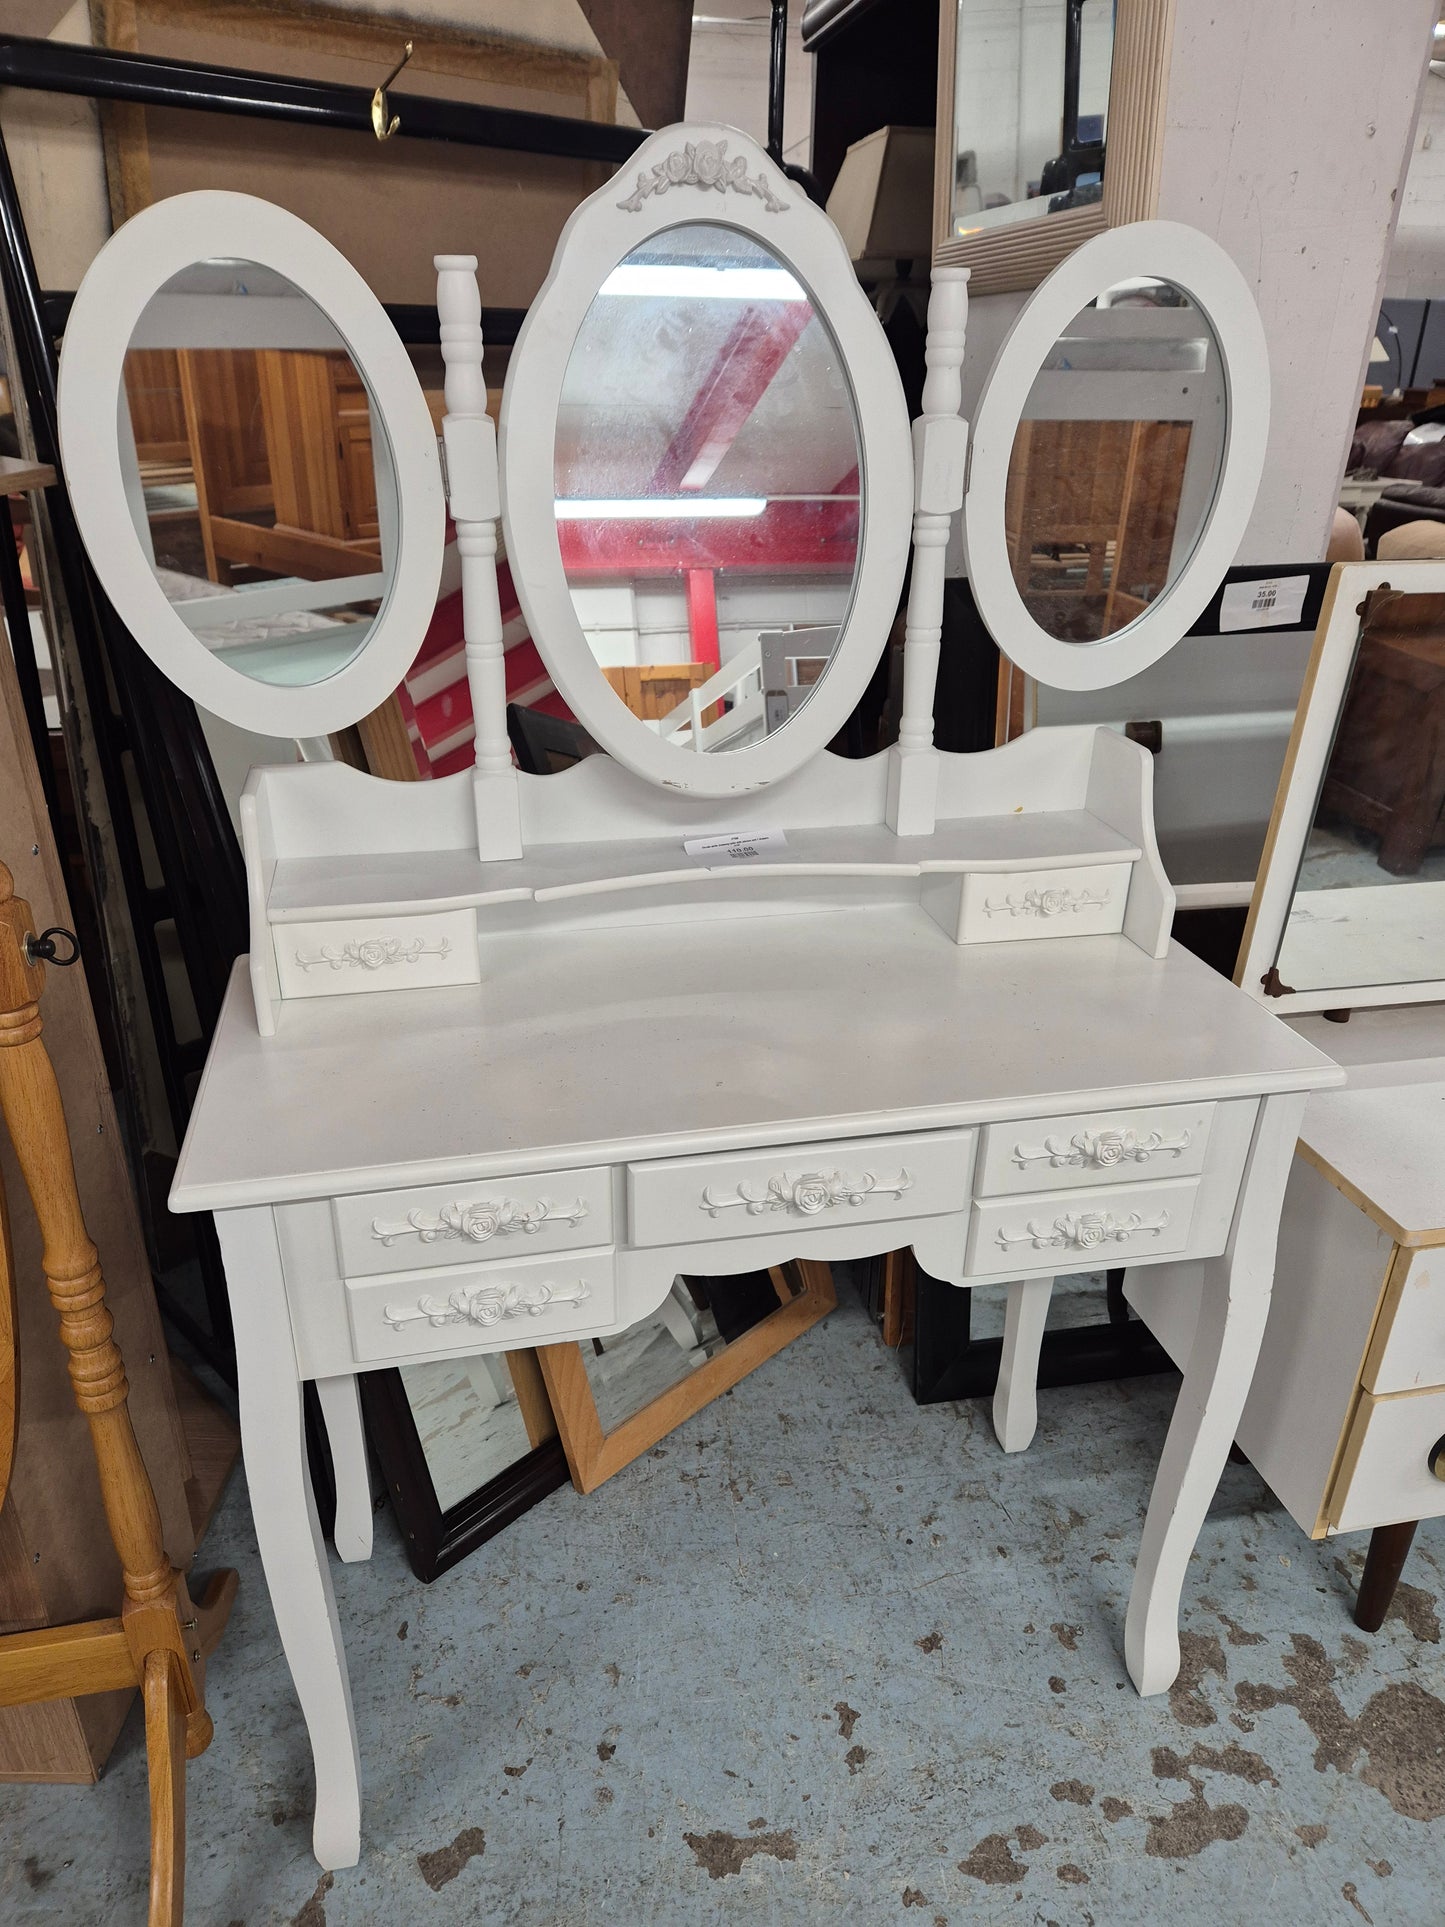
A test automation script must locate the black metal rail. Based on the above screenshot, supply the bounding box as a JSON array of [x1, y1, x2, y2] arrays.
[[0, 33, 649, 164]]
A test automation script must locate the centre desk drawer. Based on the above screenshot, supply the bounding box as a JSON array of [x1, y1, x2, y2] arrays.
[[627, 1129, 974, 1249], [966, 1175, 1200, 1278], [975, 1101, 1215, 1197], [334, 1166, 612, 1279], [346, 1246, 616, 1363]]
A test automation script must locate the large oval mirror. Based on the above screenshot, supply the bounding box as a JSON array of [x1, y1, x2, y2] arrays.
[[554, 223, 863, 755], [60, 194, 445, 738], [966, 221, 1269, 692], [499, 126, 913, 798]]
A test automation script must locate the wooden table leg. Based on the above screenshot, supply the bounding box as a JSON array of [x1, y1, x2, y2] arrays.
[[1355, 1520, 1419, 1633], [145, 1649, 187, 1927], [1125, 1092, 1305, 1697], [216, 1207, 361, 1871], [993, 1276, 1053, 1453]]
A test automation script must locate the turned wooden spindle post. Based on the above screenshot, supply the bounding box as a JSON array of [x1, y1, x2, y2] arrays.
[[886, 266, 970, 838], [0, 860, 236, 1927], [436, 253, 523, 860]]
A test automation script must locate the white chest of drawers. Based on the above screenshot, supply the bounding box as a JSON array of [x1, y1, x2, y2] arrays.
[[174, 915, 1338, 1873]]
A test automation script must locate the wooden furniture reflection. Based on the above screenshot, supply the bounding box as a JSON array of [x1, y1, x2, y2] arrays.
[[1319, 587, 1445, 876], [126, 346, 385, 586], [603, 661, 717, 722], [1005, 418, 1192, 639], [0, 863, 235, 1927]]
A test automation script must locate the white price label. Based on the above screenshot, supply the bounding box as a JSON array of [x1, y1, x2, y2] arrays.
[[1218, 575, 1310, 632], [683, 829, 789, 864]]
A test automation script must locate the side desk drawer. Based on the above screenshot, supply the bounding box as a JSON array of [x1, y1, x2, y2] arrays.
[[334, 1166, 612, 1278], [627, 1129, 974, 1249], [1330, 1385, 1445, 1533], [346, 1247, 616, 1363], [1362, 1247, 1445, 1396], [966, 1175, 1200, 1278], [976, 1102, 1215, 1197]]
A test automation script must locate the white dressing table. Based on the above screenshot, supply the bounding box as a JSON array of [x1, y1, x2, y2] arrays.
[[56, 129, 1340, 1874]]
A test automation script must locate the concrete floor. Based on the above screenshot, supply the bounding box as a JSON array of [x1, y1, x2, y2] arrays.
[[4, 1290, 1445, 1926]]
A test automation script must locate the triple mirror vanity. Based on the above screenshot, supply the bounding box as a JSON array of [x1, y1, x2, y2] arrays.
[[56, 124, 1339, 1874]]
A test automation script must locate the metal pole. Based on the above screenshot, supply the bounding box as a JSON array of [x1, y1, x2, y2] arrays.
[[767, 0, 788, 166]]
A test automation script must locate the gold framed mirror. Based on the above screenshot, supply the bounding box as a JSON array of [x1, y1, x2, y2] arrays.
[[933, 0, 1177, 293]]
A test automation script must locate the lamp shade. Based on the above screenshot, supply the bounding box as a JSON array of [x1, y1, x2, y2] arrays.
[[824, 125, 935, 269]]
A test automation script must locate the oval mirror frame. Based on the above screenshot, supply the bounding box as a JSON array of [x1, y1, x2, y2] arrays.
[[500, 124, 914, 797], [963, 219, 1270, 693], [58, 191, 445, 738]]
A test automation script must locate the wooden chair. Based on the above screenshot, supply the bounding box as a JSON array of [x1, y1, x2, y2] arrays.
[[0, 862, 235, 1927]]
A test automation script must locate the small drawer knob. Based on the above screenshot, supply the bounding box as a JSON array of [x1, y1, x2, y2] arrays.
[[1429, 1436, 1445, 1483]]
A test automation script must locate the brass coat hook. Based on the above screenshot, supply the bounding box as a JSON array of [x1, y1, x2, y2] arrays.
[[372, 39, 413, 140]]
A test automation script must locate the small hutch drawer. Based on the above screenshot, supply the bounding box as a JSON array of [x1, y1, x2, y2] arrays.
[[273, 909, 479, 1000], [335, 1166, 612, 1278], [627, 1129, 975, 1248], [345, 1247, 617, 1364], [966, 1175, 1201, 1278], [1361, 1246, 1445, 1396], [976, 1101, 1216, 1197], [957, 863, 1131, 944], [1330, 1385, 1445, 1533]]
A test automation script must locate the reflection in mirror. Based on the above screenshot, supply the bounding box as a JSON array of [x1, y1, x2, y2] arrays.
[[554, 223, 862, 754], [398, 1351, 536, 1512], [121, 260, 398, 688], [1275, 588, 1445, 993], [578, 1268, 802, 1429], [951, 0, 1114, 239], [1004, 279, 1225, 643]]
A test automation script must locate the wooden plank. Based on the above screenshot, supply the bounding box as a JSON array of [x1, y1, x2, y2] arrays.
[[0, 1619, 135, 1706], [168, 1361, 239, 1543], [0, 457, 55, 495]]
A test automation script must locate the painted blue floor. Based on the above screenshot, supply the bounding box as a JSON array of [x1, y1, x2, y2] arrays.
[[3, 1291, 1443, 1925]]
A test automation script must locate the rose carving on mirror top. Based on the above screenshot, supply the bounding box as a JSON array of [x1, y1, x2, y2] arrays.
[[701, 1169, 912, 1218], [617, 139, 788, 214], [370, 1196, 589, 1248]]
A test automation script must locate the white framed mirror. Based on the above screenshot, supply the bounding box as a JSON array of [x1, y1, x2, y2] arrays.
[[500, 125, 914, 798], [964, 219, 1270, 692], [58, 191, 446, 739]]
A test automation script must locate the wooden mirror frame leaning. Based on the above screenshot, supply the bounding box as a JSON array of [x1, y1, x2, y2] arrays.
[[1236, 559, 1445, 1015], [56, 191, 446, 742], [932, 0, 1177, 294]]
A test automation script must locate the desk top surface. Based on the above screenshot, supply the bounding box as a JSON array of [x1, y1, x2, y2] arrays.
[[173, 909, 1340, 1212], [1300, 1080, 1445, 1245]]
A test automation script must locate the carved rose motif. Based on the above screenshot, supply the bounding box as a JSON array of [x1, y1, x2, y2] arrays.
[[617, 138, 788, 213], [1071, 1214, 1109, 1249], [665, 148, 691, 183], [692, 138, 725, 183], [1036, 888, 1069, 916], [460, 1205, 501, 1242], [791, 1176, 834, 1216], [1088, 1132, 1125, 1166]]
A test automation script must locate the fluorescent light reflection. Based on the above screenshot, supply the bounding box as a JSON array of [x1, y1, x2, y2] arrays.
[[598, 264, 806, 302], [555, 497, 767, 520]]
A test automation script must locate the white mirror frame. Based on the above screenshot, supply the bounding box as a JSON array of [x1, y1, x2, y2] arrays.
[[499, 123, 914, 798], [1236, 560, 1445, 1015], [58, 191, 445, 739], [963, 219, 1270, 694]]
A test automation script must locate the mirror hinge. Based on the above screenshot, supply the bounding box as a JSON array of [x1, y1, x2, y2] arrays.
[[436, 432, 450, 502]]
